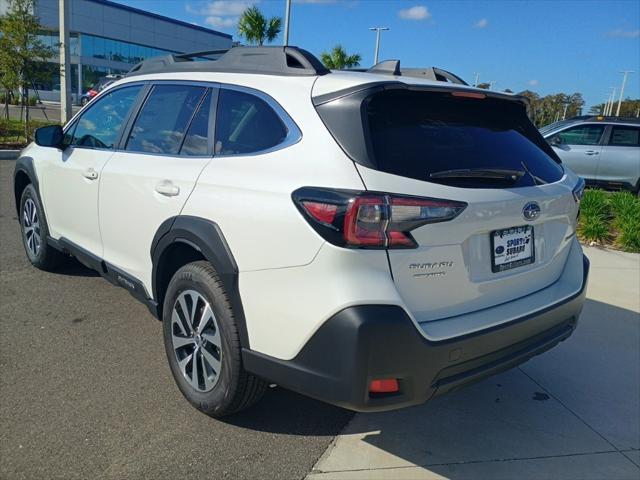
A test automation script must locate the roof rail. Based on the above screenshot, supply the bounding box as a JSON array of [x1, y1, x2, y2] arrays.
[[361, 60, 468, 85], [572, 115, 640, 124], [126, 46, 330, 77]]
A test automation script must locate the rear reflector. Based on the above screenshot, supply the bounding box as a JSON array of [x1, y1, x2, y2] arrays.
[[293, 187, 467, 249], [369, 379, 399, 393]]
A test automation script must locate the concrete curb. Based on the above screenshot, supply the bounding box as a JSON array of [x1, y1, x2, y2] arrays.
[[0, 150, 20, 160]]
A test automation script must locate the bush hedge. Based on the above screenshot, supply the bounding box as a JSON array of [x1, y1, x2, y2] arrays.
[[578, 189, 640, 252]]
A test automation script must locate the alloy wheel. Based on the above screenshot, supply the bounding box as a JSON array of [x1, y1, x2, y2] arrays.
[[23, 198, 41, 257], [171, 289, 223, 392]]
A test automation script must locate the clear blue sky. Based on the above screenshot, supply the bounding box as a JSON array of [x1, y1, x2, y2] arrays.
[[115, 0, 640, 110]]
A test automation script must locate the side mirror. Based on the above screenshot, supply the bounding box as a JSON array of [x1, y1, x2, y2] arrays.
[[550, 135, 562, 146], [34, 125, 64, 149]]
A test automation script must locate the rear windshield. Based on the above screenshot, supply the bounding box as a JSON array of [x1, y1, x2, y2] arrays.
[[364, 90, 563, 188]]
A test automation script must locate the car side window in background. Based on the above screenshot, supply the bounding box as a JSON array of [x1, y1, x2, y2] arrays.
[[555, 125, 605, 146], [71, 85, 142, 149], [126, 84, 206, 155], [180, 90, 212, 156], [215, 89, 287, 155], [609, 126, 640, 147]]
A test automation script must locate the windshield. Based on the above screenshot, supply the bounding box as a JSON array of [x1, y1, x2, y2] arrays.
[[365, 90, 564, 188]]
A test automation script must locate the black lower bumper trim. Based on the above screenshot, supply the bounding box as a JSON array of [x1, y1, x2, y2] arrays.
[[243, 255, 590, 412]]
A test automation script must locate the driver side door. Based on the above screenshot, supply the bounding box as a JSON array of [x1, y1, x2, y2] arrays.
[[550, 124, 605, 182], [38, 84, 144, 258]]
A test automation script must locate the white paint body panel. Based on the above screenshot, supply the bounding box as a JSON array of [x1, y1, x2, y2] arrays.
[[36, 145, 113, 257], [98, 152, 211, 292]]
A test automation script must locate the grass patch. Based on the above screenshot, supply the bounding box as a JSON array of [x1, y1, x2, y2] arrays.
[[0, 118, 58, 147], [578, 189, 640, 253]]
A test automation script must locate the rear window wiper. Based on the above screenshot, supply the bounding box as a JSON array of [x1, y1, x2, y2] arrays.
[[429, 168, 525, 181]]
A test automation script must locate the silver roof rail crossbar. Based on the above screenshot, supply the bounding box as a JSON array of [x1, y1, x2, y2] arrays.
[[126, 46, 330, 77], [364, 59, 468, 85]]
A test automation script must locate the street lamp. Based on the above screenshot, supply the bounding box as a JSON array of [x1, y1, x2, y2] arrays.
[[369, 27, 389, 65], [616, 70, 634, 117]]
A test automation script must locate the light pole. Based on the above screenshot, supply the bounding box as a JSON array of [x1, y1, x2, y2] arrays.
[[562, 102, 569, 120], [607, 87, 617, 116], [283, 0, 292, 46], [369, 26, 389, 65], [615, 70, 634, 117], [473, 72, 480, 87], [59, 0, 72, 123]]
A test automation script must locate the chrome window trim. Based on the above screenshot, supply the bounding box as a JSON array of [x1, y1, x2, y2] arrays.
[[214, 83, 302, 157]]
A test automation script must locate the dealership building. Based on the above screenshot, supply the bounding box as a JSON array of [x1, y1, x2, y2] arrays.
[[0, 0, 233, 101]]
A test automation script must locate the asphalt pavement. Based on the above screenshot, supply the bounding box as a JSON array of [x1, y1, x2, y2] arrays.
[[0, 160, 353, 479]]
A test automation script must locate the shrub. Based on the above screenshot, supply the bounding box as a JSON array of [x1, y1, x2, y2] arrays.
[[577, 189, 640, 252], [609, 191, 640, 252]]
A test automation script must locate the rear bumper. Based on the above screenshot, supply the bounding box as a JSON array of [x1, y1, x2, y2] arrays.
[[243, 254, 590, 412]]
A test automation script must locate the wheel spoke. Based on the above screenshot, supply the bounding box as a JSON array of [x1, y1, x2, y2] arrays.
[[189, 350, 200, 389], [177, 296, 193, 334], [186, 291, 198, 330], [172, 333, 193, 350], [171, 309, 188, 336], [201, 329, 221, 349], [177, 352, 193, 376], [201, 345, 221, 374], [197, 304, 214, 334]]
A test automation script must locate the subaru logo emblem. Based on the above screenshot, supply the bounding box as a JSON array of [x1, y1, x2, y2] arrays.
[[522, 202, 541, 221]]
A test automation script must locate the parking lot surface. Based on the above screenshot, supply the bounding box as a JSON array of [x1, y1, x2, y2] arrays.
[[0, 160, 353, 479]]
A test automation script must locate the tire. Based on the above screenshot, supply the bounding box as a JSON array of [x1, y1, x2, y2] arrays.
[[81, 97, 88, 106], [162, 261, 266, 417], [19, 184, 65, 271]]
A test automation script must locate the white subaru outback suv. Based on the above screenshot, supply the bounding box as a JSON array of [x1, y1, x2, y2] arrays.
[[14, 47, 589, 417]]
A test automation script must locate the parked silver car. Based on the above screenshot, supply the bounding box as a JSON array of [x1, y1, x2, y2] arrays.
[[541, 116, 640, 195]]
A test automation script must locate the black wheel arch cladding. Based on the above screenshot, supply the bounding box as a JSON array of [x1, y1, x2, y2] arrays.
[[151, 215, 251, 348]]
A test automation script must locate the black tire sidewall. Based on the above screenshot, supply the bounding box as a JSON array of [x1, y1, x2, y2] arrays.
[[162, 263, 241, 416]]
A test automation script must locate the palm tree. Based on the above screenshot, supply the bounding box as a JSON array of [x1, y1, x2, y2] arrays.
[[320, 45, 362, 70], [237, 6, 281, 46]]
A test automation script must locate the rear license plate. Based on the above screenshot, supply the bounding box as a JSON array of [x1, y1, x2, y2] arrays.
[[491, 226, 534, 273]]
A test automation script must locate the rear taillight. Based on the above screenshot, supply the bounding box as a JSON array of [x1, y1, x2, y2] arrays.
[[293, 187, 467, 249], [572, 177, 585, 204]]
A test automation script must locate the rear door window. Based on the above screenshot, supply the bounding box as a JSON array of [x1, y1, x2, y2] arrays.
[[365, 90, 563, 188], [608, 126, 640, 146], [126, 84, 206, 155]]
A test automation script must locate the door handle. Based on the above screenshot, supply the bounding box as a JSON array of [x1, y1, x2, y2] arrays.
[[83, 168, 99, 180], [584, 150, 599, 155], [155, 181, 180, 197]]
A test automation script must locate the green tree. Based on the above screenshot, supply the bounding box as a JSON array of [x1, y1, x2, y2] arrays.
[[320, 45, 361, 70], [0, 0, 52, 135], [237, 6, 281, 46], [516, 90, 585, 128], [589, 98, 640, 117]]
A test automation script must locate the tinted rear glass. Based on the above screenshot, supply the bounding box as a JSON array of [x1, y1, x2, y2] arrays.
[[365, 90, 564, 188]]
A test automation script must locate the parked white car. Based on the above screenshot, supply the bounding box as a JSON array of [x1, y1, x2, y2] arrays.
[[14, 47, 589, 417]]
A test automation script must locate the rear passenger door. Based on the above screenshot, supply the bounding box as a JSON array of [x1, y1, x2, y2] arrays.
[[98, 82, 217, 292], [597, 125, 640, 190], [550, 124, 606, 181]]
